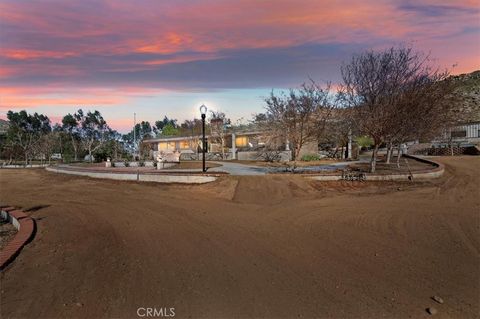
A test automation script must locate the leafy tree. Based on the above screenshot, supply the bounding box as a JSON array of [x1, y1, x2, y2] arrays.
[[6, 110, 51, 165], [161, 123, 179, 136], [93, 130, 126, 162], [124, 121, 153, 144], [73, 109, 111, 162], [155, 116, 177, 132], [61, 113, 81, 161]]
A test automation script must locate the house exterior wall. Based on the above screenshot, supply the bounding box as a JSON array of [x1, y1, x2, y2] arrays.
[[297, 140, 319, 159], [435, 122, 480, 144], [451, 123, 480, 140]]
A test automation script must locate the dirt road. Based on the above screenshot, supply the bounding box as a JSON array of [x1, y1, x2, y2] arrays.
[[0, 157, 479, 318]]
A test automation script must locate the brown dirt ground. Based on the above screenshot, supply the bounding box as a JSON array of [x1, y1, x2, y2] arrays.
[[0, 157, 479, 318]]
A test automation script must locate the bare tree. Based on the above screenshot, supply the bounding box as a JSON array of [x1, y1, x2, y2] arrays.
[[264, 81, 336, 165], [321, 108, 355, 159], [340, 46, 453, 172], [209, 110, 230, 159]]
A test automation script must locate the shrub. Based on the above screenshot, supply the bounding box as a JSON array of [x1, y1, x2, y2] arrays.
[[355, 136, 374, 150], [256, 149, 282, 162], [301, 154, 321, 161]]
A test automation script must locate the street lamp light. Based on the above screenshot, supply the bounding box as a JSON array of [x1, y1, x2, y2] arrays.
[[200, 104, 208, 172]]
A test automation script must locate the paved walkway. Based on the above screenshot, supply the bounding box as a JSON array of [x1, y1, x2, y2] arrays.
[[209, 161, 267, 175]]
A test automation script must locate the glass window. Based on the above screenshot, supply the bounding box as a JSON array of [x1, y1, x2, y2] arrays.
[[235, 136, 248, 147], [451, 130, 466, 138], [159, 142, 176, 150], [158, 142, 168, 150], [180, 140, 190, 149]]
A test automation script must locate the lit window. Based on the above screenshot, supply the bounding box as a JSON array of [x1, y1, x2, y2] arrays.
[[180, 140, 190, 149], [235, 136, 248, 147], [158, 142, 168, 150], [158, 142, 176, 150]]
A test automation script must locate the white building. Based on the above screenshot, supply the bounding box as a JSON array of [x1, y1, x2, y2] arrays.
[[434, 121, 480, 145]]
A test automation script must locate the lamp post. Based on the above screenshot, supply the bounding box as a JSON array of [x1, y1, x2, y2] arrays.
[[200, 104, 207, 172]]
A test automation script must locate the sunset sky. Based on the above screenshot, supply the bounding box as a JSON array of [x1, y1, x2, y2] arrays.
[[1, 0, 479, 132]]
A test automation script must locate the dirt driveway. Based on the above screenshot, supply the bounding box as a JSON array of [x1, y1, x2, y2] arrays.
[[0, 157, 479, 318]]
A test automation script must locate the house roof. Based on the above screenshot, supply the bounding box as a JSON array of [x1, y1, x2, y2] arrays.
[[143, 130, 264, 144]]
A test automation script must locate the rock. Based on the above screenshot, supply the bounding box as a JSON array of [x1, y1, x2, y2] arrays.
[[432, 296, 444, 304], [75, 302, 83, 307], [426, 307, 437, 315]]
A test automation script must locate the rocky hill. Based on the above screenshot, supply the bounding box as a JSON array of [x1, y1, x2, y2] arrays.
[[450, 70, 480, 123]]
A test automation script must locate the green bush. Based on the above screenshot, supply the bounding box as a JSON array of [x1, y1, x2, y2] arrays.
[[355, 136, 374, 149], [301, 154, 321, 161]]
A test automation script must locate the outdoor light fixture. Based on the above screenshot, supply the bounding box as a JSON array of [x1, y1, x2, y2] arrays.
[[200, 104, 207, 116], [200, 104, 208, 172]]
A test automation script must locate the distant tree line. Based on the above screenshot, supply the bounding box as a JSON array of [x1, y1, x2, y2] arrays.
[[0, 108, 231, 164]]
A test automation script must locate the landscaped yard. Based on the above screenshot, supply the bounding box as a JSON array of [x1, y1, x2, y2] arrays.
[[230, 158, 341, 167], [0, 157, 479, 318]]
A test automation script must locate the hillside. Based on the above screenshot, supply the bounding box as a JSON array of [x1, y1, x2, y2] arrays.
[[450, 70, 480, 123]]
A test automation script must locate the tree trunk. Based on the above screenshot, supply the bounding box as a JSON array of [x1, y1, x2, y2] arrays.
[[89, 146, 93, 163], [71, 135, 78, 161], [25, 150, 28, 166], [221, 137, 225, 160], [370, 144, 379, 173], [396, 144, 402, 168], [386, 142, 392, 164]]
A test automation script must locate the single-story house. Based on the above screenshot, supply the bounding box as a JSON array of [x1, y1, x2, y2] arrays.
[[142, 130, 298, 161]]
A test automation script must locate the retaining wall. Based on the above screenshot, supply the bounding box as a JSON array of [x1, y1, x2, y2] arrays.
[[0, 206, 35, 270], [46, 167, 217, 184], [306, 155, 444, 182]]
